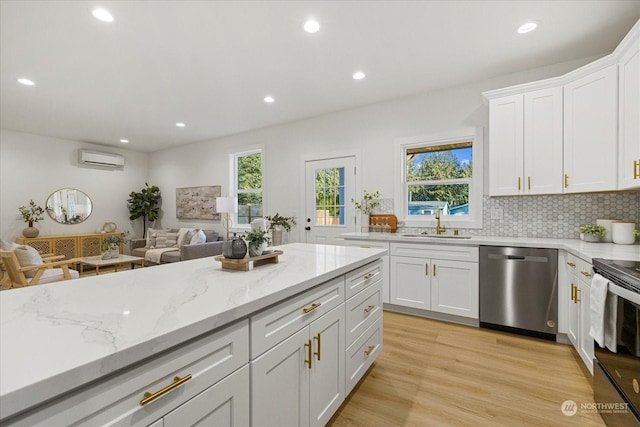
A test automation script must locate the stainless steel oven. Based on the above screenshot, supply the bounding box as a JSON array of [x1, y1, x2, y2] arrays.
[[592, 258, 640, 427]]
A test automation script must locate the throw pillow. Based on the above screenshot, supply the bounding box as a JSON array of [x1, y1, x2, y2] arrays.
[[0, 238, 18, 252], [14, 245, 44, 278], [155, 232, 178, 248], [190, 230, 206, 245], [177, 228, 196, 247], [203, 230, 219, 242], [146, 228, 170, 248], [180, 230, 197, 247]]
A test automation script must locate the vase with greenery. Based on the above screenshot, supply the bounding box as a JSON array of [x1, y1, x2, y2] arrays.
[[579, 224, 606, 242], [244, 227, 270, 257], [19, 200, 45, 238], [127, 183, 161, 238], [352, 190, 380, 232], [265, 213, 296, 245], [101, 234, 124, 259]]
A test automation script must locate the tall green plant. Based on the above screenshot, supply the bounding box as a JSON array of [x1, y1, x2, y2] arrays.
[[127, 183, 161, 237]]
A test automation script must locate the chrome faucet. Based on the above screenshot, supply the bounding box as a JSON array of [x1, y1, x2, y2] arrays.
[[435, 207, 446, 235]]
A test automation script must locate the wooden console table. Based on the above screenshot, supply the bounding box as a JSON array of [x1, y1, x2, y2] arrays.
[[16, 232, 123, 259]]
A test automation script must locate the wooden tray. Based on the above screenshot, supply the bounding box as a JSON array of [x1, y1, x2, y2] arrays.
[[369, 214, 398, 232], [215, 250, 283, 271]]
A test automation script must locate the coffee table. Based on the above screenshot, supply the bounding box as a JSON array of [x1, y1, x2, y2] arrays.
[[79, 254, 144, 275]]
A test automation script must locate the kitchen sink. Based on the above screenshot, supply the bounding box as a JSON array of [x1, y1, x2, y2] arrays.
[[399, 234, 472, 239]]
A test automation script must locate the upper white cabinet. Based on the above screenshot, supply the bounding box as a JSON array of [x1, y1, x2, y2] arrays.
[[489, 87, 563, 195], [618, 29, 640, 190], [563, 65, 618, 193]]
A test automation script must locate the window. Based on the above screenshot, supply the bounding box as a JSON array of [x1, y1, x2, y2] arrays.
[[232, 149, 263, 225], [314, 167, 345, 226], [394, 128, 483, 228]]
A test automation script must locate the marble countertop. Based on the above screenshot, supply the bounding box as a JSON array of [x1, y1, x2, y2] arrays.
[[340, 232, 640, 262], [0, 243, 387, 420]]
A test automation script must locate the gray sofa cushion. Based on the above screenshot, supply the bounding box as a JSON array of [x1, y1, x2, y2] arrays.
[[203, 230, 220, 242]]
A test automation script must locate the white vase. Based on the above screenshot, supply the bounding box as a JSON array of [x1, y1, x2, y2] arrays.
[[612, 222, 636, 245], [596, 219, 621, 243], [361, 213, 370, 233], [109, 245, 120, 258]]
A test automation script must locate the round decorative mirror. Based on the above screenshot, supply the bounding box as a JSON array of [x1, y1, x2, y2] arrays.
[[46, 188, 93, 224]]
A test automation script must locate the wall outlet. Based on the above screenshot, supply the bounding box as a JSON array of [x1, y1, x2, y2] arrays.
[[490, 208, 503, 221]]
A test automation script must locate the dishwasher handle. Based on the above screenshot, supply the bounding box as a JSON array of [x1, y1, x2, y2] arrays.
[[487, 253, 549, 263]]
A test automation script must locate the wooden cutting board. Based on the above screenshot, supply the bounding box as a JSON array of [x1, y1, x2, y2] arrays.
[[369, 214, 398, 232]]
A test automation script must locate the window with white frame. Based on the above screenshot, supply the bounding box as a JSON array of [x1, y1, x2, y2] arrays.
[[395, 129, 483, 228], [232, 149, 263, 226]]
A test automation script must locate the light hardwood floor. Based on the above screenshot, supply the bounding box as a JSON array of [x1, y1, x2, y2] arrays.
[[329, 311, 605, 427]]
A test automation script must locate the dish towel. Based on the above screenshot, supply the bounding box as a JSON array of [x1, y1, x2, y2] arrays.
[[589, 273, 617, 352]]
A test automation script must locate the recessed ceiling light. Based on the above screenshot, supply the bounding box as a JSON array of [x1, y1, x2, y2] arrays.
[[17, 78, 35, 86], [92, 8, 114, 23], [517, 21, 538, 34], [264, 96, 275, 103], [176, 122, 186, 127], [352, 71, 366, 80], [304, 19, 320, 33], [120, 139, 129, 143]]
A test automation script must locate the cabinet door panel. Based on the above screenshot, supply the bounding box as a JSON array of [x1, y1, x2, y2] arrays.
[[251, 328, 310, 427], [430, 260, 479, 319], [524, 87, 563, 194], [618, 35, 640, 189], [578, 278, 594, 375], [309, 306, 345, 427], [163, 365, 249, 427], [390, 257, 430, 309], [489, 94, 524, 195], [564, 65, 618, 192]]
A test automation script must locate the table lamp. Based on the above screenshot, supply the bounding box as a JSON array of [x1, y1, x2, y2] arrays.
[[216, 197, 237, 240]]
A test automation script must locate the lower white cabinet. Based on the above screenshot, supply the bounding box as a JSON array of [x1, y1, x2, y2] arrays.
[[162, 365, 250, 427], [390, 242, 479, 319], [564, 253, 594, 374], [251, 305, 345, 427]]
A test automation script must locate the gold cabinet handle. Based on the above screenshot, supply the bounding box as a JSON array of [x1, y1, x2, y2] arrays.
[[425, 264, 429, 275], [528, 176, 531, 190], [313, 333, 321, 361], [359, 245, 371, 248], [433, 264, 437, 276], [303, 302, 321, 314], [304, 339, 312, 368], [567, 262, 576, 268], [564, 174, 569, 188], [634, 160, 640, 179], [581, 271, 592, 278], [571, 283, 575, 302], [140, 374, 192, 406], [517, 177, 521, 190], [364, 304, 375, 313], [575, 288, 581, 303], [363, 272, 375, 280], [364, 345, 375, 356]]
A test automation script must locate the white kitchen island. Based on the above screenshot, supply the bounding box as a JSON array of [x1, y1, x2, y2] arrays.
[[0, 243, 387, 426]]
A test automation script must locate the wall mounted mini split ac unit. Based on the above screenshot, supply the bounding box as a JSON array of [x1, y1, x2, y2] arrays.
[[78, 149, 125, 169]]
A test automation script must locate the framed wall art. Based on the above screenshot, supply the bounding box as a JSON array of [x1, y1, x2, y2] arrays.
[[176, 186, 222, 220]]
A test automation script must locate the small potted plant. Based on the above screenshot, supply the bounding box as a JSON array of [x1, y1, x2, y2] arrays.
[[351, 190, 380, 232], [265, 213, 296, 246], [244, 227, 271, 257], [579, 224, 606, 243], [19, 200, 46, 238], [102, 234, 124, 259]]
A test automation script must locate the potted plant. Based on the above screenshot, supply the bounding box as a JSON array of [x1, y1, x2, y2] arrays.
[[244, 227, 271, 257], [579, 224, 606, 242], [19, 200, 46, 238], [101, 234, 124, 259], [351, 190, 380, 232], [127, 183, 161, 238], [264, 213, 296, 246]]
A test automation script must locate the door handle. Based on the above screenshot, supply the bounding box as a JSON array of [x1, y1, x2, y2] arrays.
[[304, 340, 312, 369], [305, 226, 311, 231], [313, 333, 321, 361]]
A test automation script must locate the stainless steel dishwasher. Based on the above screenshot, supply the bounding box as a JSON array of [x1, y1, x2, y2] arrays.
[[479, 246, 558, 340]]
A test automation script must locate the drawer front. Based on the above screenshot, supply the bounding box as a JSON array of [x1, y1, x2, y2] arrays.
[[390, 242, 478, 262], [345, 280, 382, 347], [343, 239, 390, 250], [5, 320, 249, 427], [344, 259, 383, 299], [345, 315, 382, 394], [251, 276, 345, 359], [566, 252, 593, 282]]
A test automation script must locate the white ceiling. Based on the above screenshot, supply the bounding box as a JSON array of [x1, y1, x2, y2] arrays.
[[1, 1, 639, 153]]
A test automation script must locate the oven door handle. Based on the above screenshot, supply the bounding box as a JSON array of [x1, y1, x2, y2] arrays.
[[607, 281, 640, 305]]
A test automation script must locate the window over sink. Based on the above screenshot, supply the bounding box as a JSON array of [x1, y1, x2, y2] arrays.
[[394, 128, 483, 229]]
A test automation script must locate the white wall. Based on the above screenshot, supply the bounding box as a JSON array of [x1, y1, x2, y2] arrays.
[[149, 55, 600, 242], [0, 129, 149, 241]]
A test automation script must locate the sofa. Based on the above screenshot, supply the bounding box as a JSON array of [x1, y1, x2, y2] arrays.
[[131, 228, 224, 265]]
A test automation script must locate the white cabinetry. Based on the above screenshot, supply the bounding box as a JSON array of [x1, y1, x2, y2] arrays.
[[618, 29, 640, 190], [489, 87, 563, 196], [342, 238, 390, 303], [390, 243, 479, 319], [564, 253, 594, 374], [563, 65, 618, 193]]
